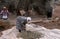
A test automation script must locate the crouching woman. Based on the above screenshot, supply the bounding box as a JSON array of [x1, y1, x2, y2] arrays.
[[16, 16, 31, 32]]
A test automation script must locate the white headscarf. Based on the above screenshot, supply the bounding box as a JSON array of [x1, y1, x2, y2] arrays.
[[27, 17, 31, 22]]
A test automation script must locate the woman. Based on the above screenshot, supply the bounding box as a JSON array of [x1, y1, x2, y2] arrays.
[[0, 7, 9, 20]]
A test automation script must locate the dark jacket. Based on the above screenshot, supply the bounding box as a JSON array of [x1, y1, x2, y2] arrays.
[[16, 16, 27, 30]]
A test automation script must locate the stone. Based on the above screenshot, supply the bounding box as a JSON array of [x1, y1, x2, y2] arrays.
[[0, 23, 60, 39]]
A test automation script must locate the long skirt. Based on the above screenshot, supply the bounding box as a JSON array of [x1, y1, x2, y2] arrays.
[[16, 23, 26, 32]]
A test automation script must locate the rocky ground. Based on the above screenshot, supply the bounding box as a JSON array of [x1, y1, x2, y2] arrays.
[[0, 24, 60, 39]]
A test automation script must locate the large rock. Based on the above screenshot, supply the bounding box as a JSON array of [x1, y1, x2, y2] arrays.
[[26, 24, 60, 39], [0, 26, 19, 39], [0, 24, 60, 39]]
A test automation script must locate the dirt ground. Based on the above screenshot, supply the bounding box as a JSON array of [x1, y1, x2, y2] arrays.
[[43, 6, 60, 29], [6, 5, 60, 29], [33, 6, 60, 29]]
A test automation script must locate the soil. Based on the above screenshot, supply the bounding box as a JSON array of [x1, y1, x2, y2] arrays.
[[32, 6, 60, 29]]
